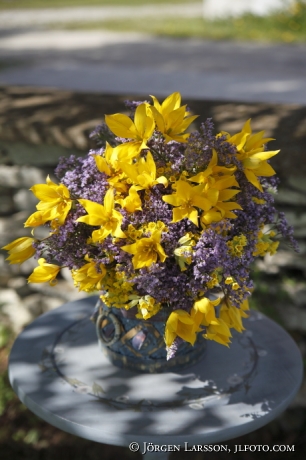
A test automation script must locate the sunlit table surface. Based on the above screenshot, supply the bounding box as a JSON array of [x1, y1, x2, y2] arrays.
[[9, 296, 303, 459]]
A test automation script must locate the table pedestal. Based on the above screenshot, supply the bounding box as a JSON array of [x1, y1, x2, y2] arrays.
[[9, 296, 303, 452]]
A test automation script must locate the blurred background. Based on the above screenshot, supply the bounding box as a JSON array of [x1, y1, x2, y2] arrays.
[[0, 1, 306, 459], [0, 0, 306, 102]]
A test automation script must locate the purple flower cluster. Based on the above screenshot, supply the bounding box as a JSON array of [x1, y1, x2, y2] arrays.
[[55, 153, 109, 203]]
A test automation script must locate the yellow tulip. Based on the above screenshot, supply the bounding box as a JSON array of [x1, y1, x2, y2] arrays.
[[25, 176, 72, 228], [28, 258, 61, 285], [222, 120, 279, 192], [200, 179, 242, 226], [116, 185, 142, 213], [188, 149, 237, 185], [72, 255, 106, 292], [136, 295, 161, 320], [24, 210, 49, 228], [162, 180, 217, 226], [165, 309, 200, 347], [191, 296, 221, 328], [219, 303, 245, 333], [94, 143, 127, 194], [119, 152, 168, 190], [2, 237, 36, 265], [105, 103, 155, 161], [121, 229, 167, 269], [150, 92, 198, 143], [77, 188, 126, 242], [173, 233, 195, 271], [188, 149, 242, 225], [204, 318, 232, 347]]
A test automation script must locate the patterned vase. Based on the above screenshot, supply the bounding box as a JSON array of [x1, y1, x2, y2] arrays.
[[93, 297, 206, 373]]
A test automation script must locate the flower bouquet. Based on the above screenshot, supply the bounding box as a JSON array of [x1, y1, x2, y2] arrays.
[[3, 92, 297, 367]]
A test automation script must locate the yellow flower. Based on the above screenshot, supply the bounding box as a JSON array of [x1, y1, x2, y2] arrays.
[[150, 92, 198, 143], [240, 298, 250, 318], [94, 142, 119, 175], [93, 142, 127, 193], [162, 180, 217, 226], [121, 229, 167, 269], [207, 268, 222, 289], [24, 176, 72, 228], [105, 103, 155, 162], [189, 150, 242, 225], [100, 270, 136, 309], [204, 318, 232, 347], [116, 185, 142, 213], [24, 211, 48, 228], [119, 151, 168, 190], [72, 256, 106, 292], [253, 228, 279, 257], [188, 149, 237, 184], [165, 309, 199, 347], [219, 302, 245, 333], [191, 296, 221, 328], [28, 258, 61, 285], [173, 233, 196, 271], [136, 295, 161, 320], [2, 237, 36, 265], [220, 297, 249, 333], [222, 120, 279, 192], [125, 224, 143, 240], [190, 296, 232, 346], [200, 180, 242, 226], [227, 234, 248, 257], [77, 188, 126, 242]]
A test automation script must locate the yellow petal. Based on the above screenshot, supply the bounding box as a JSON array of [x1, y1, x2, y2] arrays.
[[218, 189, 240, 201], [30, 184, 60, 202], [162, 194, 183, 207], [201, 210, 222, 225], [150, 105, 165, 132], [104, 188, 115, 216], [24, 210, 49, 227], [134, 103, 155, 140], [160, 92, 182, 115], [91, 227, 112, 242], [174, 113, 198, 132], [77, 199, 106, 226], [155, 243, 167, 263], [94, 154, 112, 176], [253, 162, 276, 177], [244, 169, 263, 192], [166, 105, 186, 130], [116, 141, 142, 162], [192, 194, 215, 211], [150, 94, 162, 113], [245, 131, 274, 151], [105, 113, 137, 139], [121, 242, 138, 255], [250, 149, 279, 161]]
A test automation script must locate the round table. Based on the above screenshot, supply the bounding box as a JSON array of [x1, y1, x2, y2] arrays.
[[9, 296, 303, 459]]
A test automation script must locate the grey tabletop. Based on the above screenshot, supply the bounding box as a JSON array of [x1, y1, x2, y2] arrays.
[[9, 295, 303, 451]]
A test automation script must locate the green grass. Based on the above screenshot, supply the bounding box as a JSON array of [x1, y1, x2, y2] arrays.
[[0, 0, 197, 9], [57, 1, 306, 43]]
